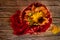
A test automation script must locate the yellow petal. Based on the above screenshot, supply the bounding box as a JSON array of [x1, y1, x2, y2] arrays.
[[51, 25, 60, 34], [31, 12, 44, 22]]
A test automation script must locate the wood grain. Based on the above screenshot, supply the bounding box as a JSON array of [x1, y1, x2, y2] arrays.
[[0, 0, 60, 40], [0, 6, 60, 17], [0, 18, 60, 30], [0, 0, 60, 7]]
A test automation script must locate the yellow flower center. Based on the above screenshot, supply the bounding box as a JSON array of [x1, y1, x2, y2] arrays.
[[31, 11, 44, 22], [25, 6, 49, 26]]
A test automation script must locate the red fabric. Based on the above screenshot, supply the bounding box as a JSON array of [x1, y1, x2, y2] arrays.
[[10, 3, 52, 35]]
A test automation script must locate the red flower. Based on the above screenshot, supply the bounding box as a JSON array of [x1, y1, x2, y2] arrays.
[[10, 3, 52, 35]]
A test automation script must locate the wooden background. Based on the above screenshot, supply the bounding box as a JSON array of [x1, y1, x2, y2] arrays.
[[0, 0, 60, 40]]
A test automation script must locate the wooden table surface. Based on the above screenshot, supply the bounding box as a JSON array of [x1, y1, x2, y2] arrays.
[[0, 0, 60, 40]]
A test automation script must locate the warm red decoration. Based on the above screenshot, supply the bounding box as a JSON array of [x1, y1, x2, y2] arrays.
[[10, 3, 52, 35]]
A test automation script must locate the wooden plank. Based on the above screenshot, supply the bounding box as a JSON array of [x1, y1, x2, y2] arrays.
[[0, 30, 60, 37], [0, 30, 14, 40], [0, 30, 13, 35], [0, 35, 60, 40], [0, 0, 60, 7], [0, 30, 60, 40], [0, 7, 18, 12], [0, 18, 12, 30], [0, 18, 60, 30], [0, 23, 60, 30], [0, 0, 17, 7], [53, 18, 60, 23], [0, 0, 60, 40], [11, 36, 60, 40], [0, 12, 15, 18], [0, 6, 60, 17], [47, 6, 60, 17], [39, 1, 60, 6], [0, 17, 60, 24], [15, 0, 60, 6]]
